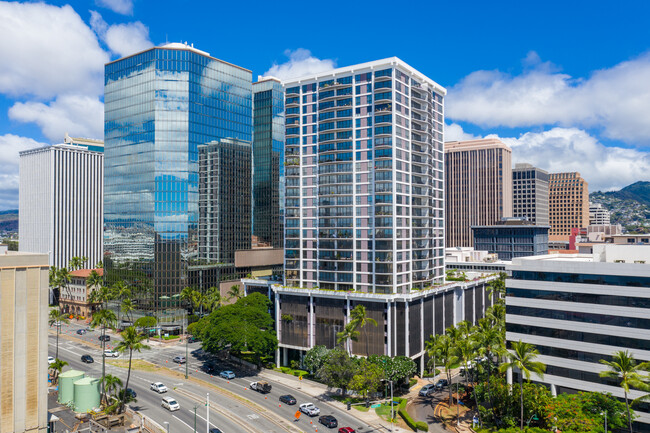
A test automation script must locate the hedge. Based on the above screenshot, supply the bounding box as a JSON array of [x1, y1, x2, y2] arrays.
[[396, 398, 427, 432], [415, 421, 428, 432]]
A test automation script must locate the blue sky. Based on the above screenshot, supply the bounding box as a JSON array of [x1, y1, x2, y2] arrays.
[[1, 0, 649, 209]]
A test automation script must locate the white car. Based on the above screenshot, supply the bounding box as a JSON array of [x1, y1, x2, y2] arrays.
[[419, 383, 436, 396], [299, 403, 320, 417], [162, 396, 180, 411], [150, 382, 168, 393], [104, 349, 119, 358], [48, 356, 55, 365]]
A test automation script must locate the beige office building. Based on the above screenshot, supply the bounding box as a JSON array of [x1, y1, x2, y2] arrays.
[[0, 251, 49, 433], [549, 172, 589, 237], [445, 138, 513, 247]]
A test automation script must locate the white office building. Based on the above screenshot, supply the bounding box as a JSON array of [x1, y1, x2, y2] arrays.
[[506, 245, 650, 430], [589, 202, 611, 225], [282, 58, 446, 293], [19, 142, 103, 269]]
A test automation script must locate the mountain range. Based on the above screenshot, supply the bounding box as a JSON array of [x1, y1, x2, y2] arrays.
[[590, 181, 650, 233], [0, 209, 18, 232]]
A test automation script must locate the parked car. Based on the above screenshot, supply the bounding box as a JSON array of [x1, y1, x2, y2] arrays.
[[161, 396, 180, 411], [299, 403, 320, 417], [104, 349, 119, 358], [250, 381, 272, 393], [48, 356, 55, 365], [81, 354, 94, 363], [76, 329, 86, 335], [173, 356, 186, 364], [219, 370, 235, 379], [150, 382, 168, 393], [434, 379, 449, 390], [338, 428, 356, 433], [318, 415, 338, 428], [98, 335, 111, 342], [279, 394, 296, 405], [419, 383, 436, 396]]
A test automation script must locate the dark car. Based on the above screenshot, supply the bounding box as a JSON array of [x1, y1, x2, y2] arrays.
[[209, 429, 223, 433], [435, 379, 449, 390], [76, 329, 86, 335], [279, 394, 297, 405], [126, 388, 137, 398], [187, 335, 199, 343], [81, 354, 94, 363], [319, 415, 338, 428], [98, 335, 111, 342]]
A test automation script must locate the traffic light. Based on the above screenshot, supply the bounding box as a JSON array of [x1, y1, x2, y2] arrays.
[[347, 402, 351, 411], [365, 400, 370, 408]]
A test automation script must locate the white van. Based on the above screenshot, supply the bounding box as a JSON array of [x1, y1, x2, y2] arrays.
[[162, 396, 180, 411]]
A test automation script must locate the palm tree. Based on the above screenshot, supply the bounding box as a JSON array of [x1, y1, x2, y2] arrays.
[[425, 333, 442, 377], [600, 350, 650, 433], [227, 284, 242, 302], [86, 270, 104, 315], [454, 322, 482, 425], [349, 304, 378, 357], [91, 308, 117, 403], [57, 267, 72, 302], [101, 374, 123, 404], [115, 326, 150, 414], [121, 298, 135, 324], [180, 287, 197, 313], [205, 287, 222, 312], [336, 322, 359, 355], [499, 340, 546, 431], [49, 358, 68, 385], [474, 316, 504, 421], [436, 332, 460, 405], [49, 308, 69, 359], [68, 256, 87, 271]]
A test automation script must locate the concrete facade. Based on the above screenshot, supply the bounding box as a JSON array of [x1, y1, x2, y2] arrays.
[[512, 163, 549, 226], [0, 252, 49, 433], [548, 172, 589, 238]]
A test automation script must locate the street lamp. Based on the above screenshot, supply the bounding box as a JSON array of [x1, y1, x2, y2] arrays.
[[163, 421, 169, 433], [381, 379, 394, 432], [601, 410, 607, 433]]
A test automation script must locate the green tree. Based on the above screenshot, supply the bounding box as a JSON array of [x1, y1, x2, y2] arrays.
[[349, 359, 384, 399], [180, 287, 198, 313], [68, 256, 88, 271], [57, 267, 72, 302], [545, 391, 628, 432], [487, 272, 507, 302], [349, 304, 378, 357], [120, 298, 135, 323], [227, 284, 242, 301], [336, 322, 359, 355], [48, 308, 69, 359], [91, 308, 117, 402], [304, 345, 330, 374], [49, 358, 68, 385], [205, 286, 222, 311], [499, 340, 546, 431], [454, 321, 482, 425], [114, 326, 150, 414], [317, 347, 357, 397], [425, 333, 442, 376], [474, 315, 505, 418], [384, 356, 417, 386], [600, 350, 650, 433], [101, 374, 123, 405], [436, 332, 460, 405]]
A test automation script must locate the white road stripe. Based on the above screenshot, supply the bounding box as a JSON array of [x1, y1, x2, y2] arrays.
[[172, 414, 194, 432]]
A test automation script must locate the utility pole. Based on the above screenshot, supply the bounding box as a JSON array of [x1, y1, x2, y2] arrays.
[[185, 322, 189, 379], [206, 393, 209, 433], [390, 380, 394, 432]]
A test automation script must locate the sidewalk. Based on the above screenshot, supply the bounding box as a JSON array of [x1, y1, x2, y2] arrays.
[[259, 369, 411, 432]]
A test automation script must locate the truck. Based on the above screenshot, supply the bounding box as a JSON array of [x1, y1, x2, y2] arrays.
[[250, 381, 272, 393]]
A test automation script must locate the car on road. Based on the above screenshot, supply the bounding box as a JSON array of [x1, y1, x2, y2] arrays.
[[279, 394, 296, 405], [434, 379, 449, 390], [173, 356, 186, 364], [150, 382, 168, 393], [98, 335, 111, 342], [208, 428, 223, 433], [338, 428, 356, 433], [104, 349, 119, 358], [318, 415, 338, 428], [299, 403, 320, 417], [219, 370, 235, 379], [419, 383, 436, 396], [250, 381, 272, 393], [81, 354, 94, 363], [187, 335, 199, 343], [48, 356, 55, 365], [161, 396, 180, 411], [76, 329, 86, 335], [126, 388, 137, 398]]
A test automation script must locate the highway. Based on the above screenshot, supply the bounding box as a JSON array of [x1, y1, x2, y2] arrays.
[[50, 321, 383, 433]]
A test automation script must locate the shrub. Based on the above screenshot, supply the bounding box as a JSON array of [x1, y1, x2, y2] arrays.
[[415, 421, 428, 431], [280, 367, 291, 374], [409, 378, 418, 388], [398, 406, 417, 431]]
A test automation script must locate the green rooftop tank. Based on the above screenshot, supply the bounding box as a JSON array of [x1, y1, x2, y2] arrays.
[[73, 377, 100, 412], [58, 370, 84, 405]]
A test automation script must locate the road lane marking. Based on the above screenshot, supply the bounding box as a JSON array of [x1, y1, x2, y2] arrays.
[[172, 415, 194, 432]]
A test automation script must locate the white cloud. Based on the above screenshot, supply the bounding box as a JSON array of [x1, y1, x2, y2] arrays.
[[0, 2, 109, 99], [445, 123, 481, 142], [9, 95, 104, 142], [499, 127, 650, 192], [264, 49, 336, 81], [0, 134, 48, 210], [90, 11, 152, 57], [446, 51, 650, 145], [95, 0, 133, 15]]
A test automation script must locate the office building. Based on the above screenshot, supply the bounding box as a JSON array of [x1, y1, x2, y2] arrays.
[[282, 58, 446, 293], [589, 202, 611, 225], [253, 77, 285, 248], [104, 42, 253, 307], [512, 163, 549, 226], [198, 139, 252, 264], [548, 172, 589, 238], [506, 246, 650, 430], [19, 142, 104, 269], [63, 133, 104, 153], [58, 268, 102, 318], [0, 251, 49, 433], [472, 219, 549, 260], [445, 138, 513, 247]]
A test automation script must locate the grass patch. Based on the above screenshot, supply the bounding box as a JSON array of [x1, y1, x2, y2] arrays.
[[375, 402, 399, 421], [161, 335, 180, 340], [107, 359, 161, 372]]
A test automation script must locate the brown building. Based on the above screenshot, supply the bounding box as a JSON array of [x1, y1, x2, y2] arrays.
[[59, 268, 102, 318], [445, 138, 513, 247], [548, 172, 589, 237]]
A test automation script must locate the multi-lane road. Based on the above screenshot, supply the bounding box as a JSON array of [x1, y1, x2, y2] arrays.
[[50, 321, 383, 433]]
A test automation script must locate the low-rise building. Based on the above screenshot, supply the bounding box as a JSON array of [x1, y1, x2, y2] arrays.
[[58, 268, 102, 318], [472, 219, 549, 260]]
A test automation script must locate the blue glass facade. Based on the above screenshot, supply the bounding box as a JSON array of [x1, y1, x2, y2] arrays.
[[472, 224, 549, 260], [252, 79, 285, 248], [104, 45, 252, 306]]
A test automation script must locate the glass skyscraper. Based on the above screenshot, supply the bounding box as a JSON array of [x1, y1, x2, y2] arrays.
[[104, 43, 252, 308], [252, 78, 285, 248]]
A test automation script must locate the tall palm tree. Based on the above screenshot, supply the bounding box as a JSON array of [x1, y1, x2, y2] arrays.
[[101, 374, 123, 404], [499, 340, 546, 431], [180, 287, 197, 313], [91, 308, 117, 402], [227, 284, 242, 302], [49, 359, 68, 385], [474, 316, 504, 421], [121, 298, 135, 324], [115, 326, 150, 414], [205, 286, 222, 312], [49, 308, 69, 359], [454, 322, 482, 425], [86, 270, 104, 315], [425, 333, 442, 377], [68, 256, 87, 271], [57, 267, 72, 302], [336, 322, 359, 355], [600, 350, 650, 433], [437, 332, 460, 405], [349, 304, 378, 357], [112, 281, 131, 324]]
